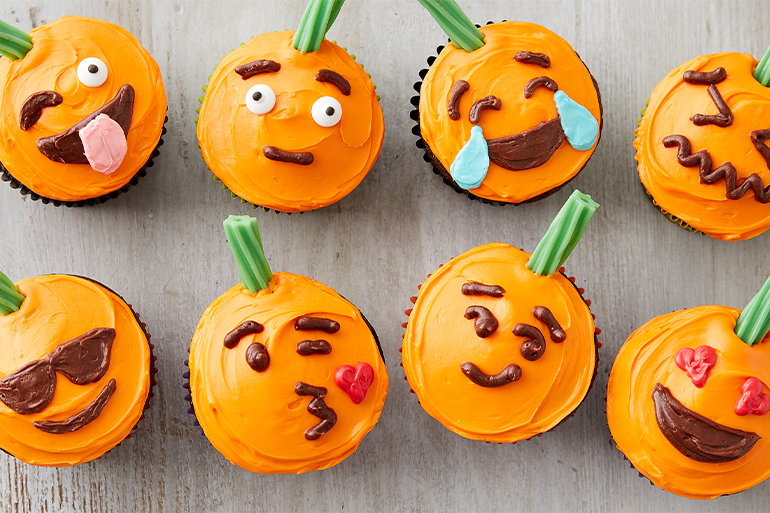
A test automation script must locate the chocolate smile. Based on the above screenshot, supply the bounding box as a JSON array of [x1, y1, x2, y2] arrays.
[[652, 383, 760, 463], [263, 146, 314, 165], [36, 84, 135, 164], [487, 117, 566, 171]]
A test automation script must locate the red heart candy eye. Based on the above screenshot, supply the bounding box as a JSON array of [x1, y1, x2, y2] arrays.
[[735, 377, 770, 416], [674, 345, 716, 387], [335, 363, 374, 404]]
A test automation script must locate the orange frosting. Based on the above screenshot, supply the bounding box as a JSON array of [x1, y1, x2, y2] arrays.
[[607, 306, 770, 499], [197, 31, 384, 213], [419, 22, 601, 203], [0, 275, 151, 467], [188, 272, 388, 474], [635, 53, 770, 241], [402, 243, 595, 442], [0, 16, 166, 202]]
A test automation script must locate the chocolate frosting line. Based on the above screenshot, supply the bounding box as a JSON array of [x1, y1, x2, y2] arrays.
[[487, 117, 566, 171], [315, 69, 351, 96], [295, 382, 337, 440], [447, 80, 470, 120], [263, 146, 314, 166], [296, 340, 332, 356], [464, 305, 498, 338], [294, 317, 340, 333], [461, 282, 505, 298], [663, 134, 770, 203], [234, 59, 281, 80], [224, 321, 264, 349], [513, 323, 546, 361], [524, 76, 559, 99], [469, 95, 501, 124], [245, 342, 269, 372], [533, 306, 566, 342], [652, 383, 760, 463], [34, 379, 116, 435], [460, 362, 522, 388], [750, 129, 770, 169], [19, 91, 63, 131], [683, 67, 727, 85], [514, 51, 550, 68], [690, 84, 733, 127]]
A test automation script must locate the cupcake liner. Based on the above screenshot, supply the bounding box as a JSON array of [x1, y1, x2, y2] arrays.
[[0, 116, 167, 208], [411, 21, 603, 206], [400, 262, 600, 444]]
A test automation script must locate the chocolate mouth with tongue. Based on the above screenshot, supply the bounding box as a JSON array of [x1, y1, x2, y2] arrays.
[[36, 84, 134, 175]]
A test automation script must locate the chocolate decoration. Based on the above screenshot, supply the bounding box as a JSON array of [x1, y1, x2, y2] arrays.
[[663, 135, 770, 203], [513, 323, 546, 361], [0, 357, 56, 415], [524, 76, 559, 99], [234, 59, 281, 80], [36, 84, 135, 164], [50, 328, 115, 385], [460, 362, 522, 388], [461, 282, 505, 298], [447, 80, 470, 120], [469, 95, 502, 124], [683, 67, 727, 85], [295, 382, 337, 441], [532, 306, 566, 343], [19, 91, 63, 131], [295, 317, 340, 334], [263, 146, 314, 166], [487, 117, 566, 171], [245, 342, 269, 372], [750, 129, 770, 169], [315, 69, 351, 96], [224, 321, 264, 349], [514, 51, 550, 68], [690, 85, 733, 127], [34, 379, 116, 435], [464, 305, 499, 338], [296, 340, 332, 356], [652, 383, 760, 463]]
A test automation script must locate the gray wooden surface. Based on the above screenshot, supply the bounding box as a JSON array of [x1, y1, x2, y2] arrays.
[[1, 0, 769, 511]]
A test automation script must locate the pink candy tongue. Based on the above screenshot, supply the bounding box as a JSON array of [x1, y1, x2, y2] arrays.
[[78, 114, 127, 175]]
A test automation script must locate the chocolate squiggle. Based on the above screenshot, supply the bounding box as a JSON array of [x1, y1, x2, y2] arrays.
[[224, 321, 264, 349], [461, 282, 505, 298], [315, 69, 351, 96], [663, 135, 770, 203], [690, 85, 733, 127], [464, 305, 498, 338], [34, 379, 117, 434], [235, 59, 281, 80], [469, 95, 501, 124], [750, 129, 770, 169], [514, 51, 550, 68], [447, 80, 470, 120], [683, 67, 726, 85], [460, 362, 521, 387], [295, 317, 340, 333], [533, 306, 566, 342], [296, 340, 332, 355], [524, 77, 559, 99], [295, 382, 337, 440], [263, 146, 314, 166], [245, 343, 269, 372], [514, 323, 546, 361], [19, 91, 63, 131]]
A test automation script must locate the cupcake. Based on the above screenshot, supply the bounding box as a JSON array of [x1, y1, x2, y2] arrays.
[[196, 0, 384, 213], [413, 0, 601, 205], [0, 17, 167, 207], [635, 44, 770, 240], [187, 215, 388, 473], [401, 190, 599, 442], [0, 271, 155, 466], [607, 277, 770, 499]]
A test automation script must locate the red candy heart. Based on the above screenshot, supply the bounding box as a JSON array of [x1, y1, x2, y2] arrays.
[[335, 363, 374, 404], [674, 345, 717, 388], [735, 377, 770, 416]]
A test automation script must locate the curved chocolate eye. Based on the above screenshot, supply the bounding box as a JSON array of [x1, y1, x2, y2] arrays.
[[77, 58, 108, 87], [514, 323, 546, 361], [245, 84, 276, 114], [311, 96, 342, 127]]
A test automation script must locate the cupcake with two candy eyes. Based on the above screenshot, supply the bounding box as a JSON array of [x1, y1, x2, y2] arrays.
[[402, 190, 600, 442], [187, 216, 388, 474], [0, 17, 167, 206], [196, 0, 384, 213], [413, 0, 602, 205]]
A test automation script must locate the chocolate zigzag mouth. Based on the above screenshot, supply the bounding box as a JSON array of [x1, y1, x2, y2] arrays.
[[486, 117, 565, 171]]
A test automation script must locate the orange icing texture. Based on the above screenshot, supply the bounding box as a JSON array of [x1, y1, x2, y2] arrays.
[[635, 53, 770, 241], [607, 306, 770, 499], [419, 22, 601, 204], [402, 243, 595, 442], [197, 31, 384, 213], [188, 272, 388, 474], [0, 16, 166, 202], [0, 275, 151, 467]]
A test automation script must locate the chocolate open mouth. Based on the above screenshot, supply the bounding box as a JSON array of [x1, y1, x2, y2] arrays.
[[486, 117, 565, 171], [36, 84, 135, 164]]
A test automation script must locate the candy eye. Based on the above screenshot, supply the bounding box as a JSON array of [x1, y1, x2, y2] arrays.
[[245, 84, 276, 114], [77, 58, 108, 88], [311, 96, 342, 127]]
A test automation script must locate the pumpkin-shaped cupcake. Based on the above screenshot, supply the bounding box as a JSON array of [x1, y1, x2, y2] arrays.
[[635, 44, 770, 240], [0, 271, 155, 466], [402, 190, 599, 442], [607, 277, 770, 498], [187, 216, 388, 473], [196, 0, 384, 213], [0, 17, 167, 206], [413, 0, 601, 205]]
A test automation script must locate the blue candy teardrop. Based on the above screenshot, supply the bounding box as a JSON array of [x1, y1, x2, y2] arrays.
[[449, 125, 489, 190], [554, 90, 599, 151]]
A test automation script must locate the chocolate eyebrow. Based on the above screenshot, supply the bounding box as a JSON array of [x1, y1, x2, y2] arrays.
[[315, 69, 351, 96], [20, 90, 63, 130], [295, 317, 340, 333], [469, 95, 502, 124], [683, 67, 726, 85], [533, 306, 566, 342], [447, 80, 470, 120], [524, 76, 559, 99], [461, 282, 505, 298], [234, 59, 281, 80], [514, 51, 550, 68], [224, 321, 264, 348]]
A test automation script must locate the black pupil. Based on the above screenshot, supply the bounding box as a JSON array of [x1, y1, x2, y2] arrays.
[[88, 64, 99, 74], [325, 106, 335, 116], [252, 91, 262, 102]]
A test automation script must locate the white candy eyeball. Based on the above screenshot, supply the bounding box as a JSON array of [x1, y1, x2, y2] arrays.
[[311, 96, 342, 127], [77, 58, 108, 88], [245, 84, 276, 114]]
